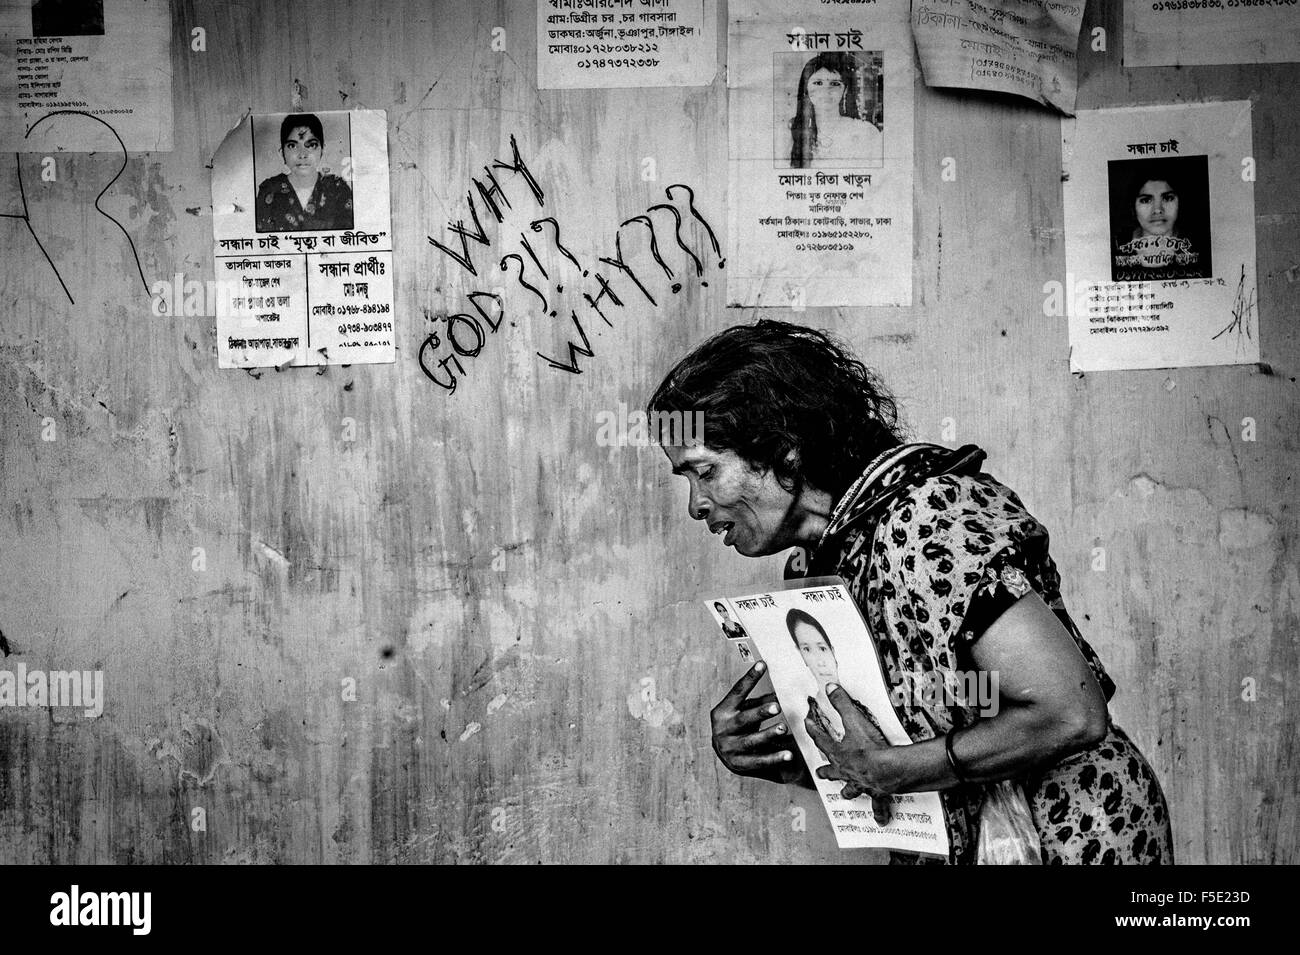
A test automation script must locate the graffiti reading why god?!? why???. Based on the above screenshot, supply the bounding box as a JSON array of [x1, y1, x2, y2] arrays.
[[421, 134, 723, 393]]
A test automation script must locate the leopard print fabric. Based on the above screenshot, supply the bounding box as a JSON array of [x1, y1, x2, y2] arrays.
[[809, 461, 1173, 864]]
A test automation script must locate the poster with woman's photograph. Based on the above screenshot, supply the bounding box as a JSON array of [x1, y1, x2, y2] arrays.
[[0, 0, 172, 151], [705, 582, 949, 855], [727, 0, 914, 308], [774, 50, 883, 169], [1061, 101, 1258, 372], [1107, 156, 1212, 283], [211, 108, 394, 369]]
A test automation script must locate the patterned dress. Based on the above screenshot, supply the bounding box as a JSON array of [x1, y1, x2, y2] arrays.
[[256, 172, 354, 233], [792, 443, 1174, 864]]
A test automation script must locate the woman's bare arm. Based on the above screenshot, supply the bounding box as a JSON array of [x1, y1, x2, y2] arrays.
[[873, 588, 1109, 793]]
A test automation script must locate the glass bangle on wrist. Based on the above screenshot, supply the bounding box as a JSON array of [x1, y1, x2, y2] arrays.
[[945, 728, 970, 784]]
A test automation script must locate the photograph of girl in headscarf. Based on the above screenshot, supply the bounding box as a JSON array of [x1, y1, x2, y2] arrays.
[[1107, 156, 1212, 282], [254, 112, 355, 233], [777, 51, 884, 169]]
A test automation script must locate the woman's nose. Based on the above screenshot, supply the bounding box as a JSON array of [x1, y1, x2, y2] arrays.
[[687, 489, 708, 521]]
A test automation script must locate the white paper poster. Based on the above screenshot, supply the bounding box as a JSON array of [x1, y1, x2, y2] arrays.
[[727, 0, 914, 308], [537, 0, 717, 89], [211, 110, 395, 369], [0, 0, 172, 151], [910, 0, 1085, 115], [1125, 0, 1300, 68], [706, 583, 950, 856], [1061, 101, 1259, 373]]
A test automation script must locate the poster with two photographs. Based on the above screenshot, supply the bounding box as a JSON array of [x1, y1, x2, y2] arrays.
[[706, 579, 949, 856]]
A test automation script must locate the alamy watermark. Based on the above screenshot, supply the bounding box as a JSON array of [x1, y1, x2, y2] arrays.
[[595, 402, 704, 448], [0, 665, 104, 718], [50, 885, 150, 935], [889, 669, 1000, 717], [150, 273, 262, 319]]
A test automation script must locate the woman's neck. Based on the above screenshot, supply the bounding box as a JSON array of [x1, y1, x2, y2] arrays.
[[288, 171, 318, 194], [791, 483, 835, 549], [801, 443, 910, 550]]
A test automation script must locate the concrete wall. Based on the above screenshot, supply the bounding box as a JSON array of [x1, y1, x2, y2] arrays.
[[1, 0, 1295, 863]]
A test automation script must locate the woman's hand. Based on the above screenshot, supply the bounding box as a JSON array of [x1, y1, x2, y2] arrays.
[[710, 663, 808, 785], [805, 685, 895, 825]]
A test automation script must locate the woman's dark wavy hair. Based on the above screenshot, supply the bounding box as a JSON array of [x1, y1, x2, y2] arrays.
[[786, 608, 834, 653], [646, 320, 905, 501]]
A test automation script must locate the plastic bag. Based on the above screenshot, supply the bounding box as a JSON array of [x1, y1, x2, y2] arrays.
[[976, 779, 1043, 865]]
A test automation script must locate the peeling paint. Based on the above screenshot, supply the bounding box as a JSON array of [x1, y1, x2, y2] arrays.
[[254, 539, 290, 570], [1218, 509, 1276, 550], [626, 679, 681, 729], [458, 722, 482, 743]]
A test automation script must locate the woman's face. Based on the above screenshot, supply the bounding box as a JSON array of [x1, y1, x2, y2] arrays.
[[282, 125, 322, 178], [793, 621, 839, 686], [663, 443, 803, 557], [806, 68, 845, 118], [1134, 179, 1179, 236]]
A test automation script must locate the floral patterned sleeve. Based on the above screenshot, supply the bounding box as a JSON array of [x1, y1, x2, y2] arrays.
[[859, 465, 1130, 865], [879, 472, 1055, 653], [953, 518, 1050, 647]]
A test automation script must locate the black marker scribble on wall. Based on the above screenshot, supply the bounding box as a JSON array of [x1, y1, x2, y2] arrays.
[[1212, 264, 1255, 349], [420, 135, 723, 393], [1, 149, 72, 302], [0, 110, 149, 304]]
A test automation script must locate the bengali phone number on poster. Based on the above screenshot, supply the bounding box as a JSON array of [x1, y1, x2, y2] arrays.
[[1152, 0, 1294, 8], [577, 58, 661, 69], [588, 42, 660, 53], [337, 320, 393, 335], [330, 303, 390, 319]]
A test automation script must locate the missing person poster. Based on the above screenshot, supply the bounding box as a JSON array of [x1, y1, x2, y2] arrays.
[[727, 0, 915, 307], [1124, 0, 1300, 68], [0, 0, 173, 151], [1061, 101, 1259, 373], [911, 0, 1085, 115], [537, 0, 717, 89], [211, 110, 395, 369], [705, 583, 950, 856]]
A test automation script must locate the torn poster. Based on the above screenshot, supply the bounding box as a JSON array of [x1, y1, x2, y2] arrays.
[[910, 0, 1085, 115], [0, 0, 172, 151], [537, 0, 717, 89], [1061, 101, 1258, 373], [1125, 0, 1300, 68], [705, 582, 949, 856], [211, 110, 395, 369], [728, 0, 915, 307]]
